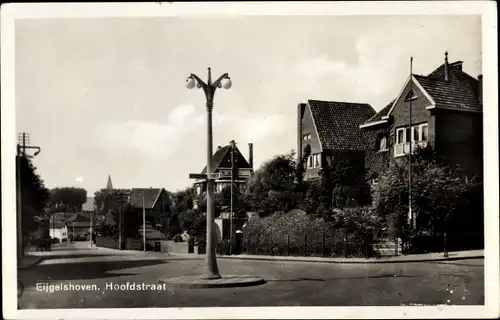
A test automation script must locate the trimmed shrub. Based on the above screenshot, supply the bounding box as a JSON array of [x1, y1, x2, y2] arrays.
[[241, 209, 375, 258]]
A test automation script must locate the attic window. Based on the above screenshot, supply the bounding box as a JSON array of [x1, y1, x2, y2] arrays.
[[303, 133, 311, 140], [404, 89, 418, 102]]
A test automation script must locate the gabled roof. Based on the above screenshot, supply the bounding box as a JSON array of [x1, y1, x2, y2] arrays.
[[82, 197, 94, 212], [307, 100, 376, 151], [200, 145, 231, 174], [360, 99, 395, 128], [360, 59, 482, 128], [66, 213, 91, 228], [129, 188, 169, 209], [414, 67, 481, 111], [200, 143, 252, 174]]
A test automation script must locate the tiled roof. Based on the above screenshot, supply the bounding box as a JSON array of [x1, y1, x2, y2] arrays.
[[200, 146, 229, 174], [362, 99, 395, 125], [51, 212, 77, 222], [308, 100, 376, 150], [129, 188, 167, 209], [82, 197, 94, 211], [360, 60, 481, 127], [66, 213, 91, 228], [414, 63, 481, 110]]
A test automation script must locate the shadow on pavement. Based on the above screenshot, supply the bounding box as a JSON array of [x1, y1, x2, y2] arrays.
[[20, 259, 169, 282], [33, 253, 118, 262], [267, 274, 417, 282]]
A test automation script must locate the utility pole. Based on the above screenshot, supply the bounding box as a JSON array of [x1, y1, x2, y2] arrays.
[[408, 58, 414, 230], [230, 140, 235, 255]]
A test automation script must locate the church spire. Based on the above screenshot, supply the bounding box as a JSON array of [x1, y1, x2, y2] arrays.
[[106, 174, 113, 190]]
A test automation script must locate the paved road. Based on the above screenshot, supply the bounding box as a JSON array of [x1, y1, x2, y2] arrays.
[[18, 242, 484, 308]]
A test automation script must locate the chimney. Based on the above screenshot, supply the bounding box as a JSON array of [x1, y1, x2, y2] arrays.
[[217, 145, 221, 150], [297, 103, 307, 162], [248, 143, 253, 169], [478, 74, 483, 104], [444, 51, 449, 81], [230, 140, 236, 148]]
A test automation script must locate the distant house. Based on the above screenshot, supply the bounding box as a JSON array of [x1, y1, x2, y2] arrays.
[[127, 188, 173, 230], [193, 140, 254, 195], [66, 213, 91, 240], [296, 100, 376, 181], [359, 52, 483, 182], [49, 221, 69, 242]]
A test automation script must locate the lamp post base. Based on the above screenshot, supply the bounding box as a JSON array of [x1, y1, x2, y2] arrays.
[[160, 275, 265, 289]]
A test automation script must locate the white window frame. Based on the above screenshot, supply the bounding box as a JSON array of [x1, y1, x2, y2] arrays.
[[378, 135, 388, 151], [307, 153, 321, 168], [313, 154, 321, 168], [396, 123, 428, 144], [419, 123, 428, 142], [307, 155, 313, 168], [396, 128, 405, 145]]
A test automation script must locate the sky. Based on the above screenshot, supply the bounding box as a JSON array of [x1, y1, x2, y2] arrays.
[[15, 15, 482, 195]]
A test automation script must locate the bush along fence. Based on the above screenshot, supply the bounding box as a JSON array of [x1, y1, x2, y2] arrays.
[[217, 228, 378, 259]]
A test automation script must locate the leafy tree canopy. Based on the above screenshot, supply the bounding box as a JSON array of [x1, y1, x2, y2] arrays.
[[49, 187, 87, 213]]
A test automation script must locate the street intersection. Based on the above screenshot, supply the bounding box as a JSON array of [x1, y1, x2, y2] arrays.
[[18, 242, 484, 308]]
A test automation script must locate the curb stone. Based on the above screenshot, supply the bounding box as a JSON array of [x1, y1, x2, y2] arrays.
[[216, 254, 484, 264]]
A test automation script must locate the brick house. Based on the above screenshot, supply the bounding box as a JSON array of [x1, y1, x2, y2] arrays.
[[193, 140, 254, 195], [128, 188, 172, 228], [296, 100, 377, 182], [359, 52, 483, 182]]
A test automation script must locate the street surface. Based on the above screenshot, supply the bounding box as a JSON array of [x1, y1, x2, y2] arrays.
[[18, 242, 484, 308]]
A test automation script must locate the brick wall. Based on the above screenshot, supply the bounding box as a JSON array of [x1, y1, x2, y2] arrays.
[[435, 109, 483, 180]]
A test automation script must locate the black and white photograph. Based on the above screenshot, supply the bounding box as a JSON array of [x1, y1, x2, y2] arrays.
[[1, 2, 498, 319]]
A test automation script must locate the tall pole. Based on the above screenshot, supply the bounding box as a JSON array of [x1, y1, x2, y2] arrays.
[[16, 145, 23, 263], [118, 202, 122, 250], [186, 67, 231, 279], [143, 195, 146, 252], [230, 141, 234, 255], [204, 71, 220, 279], [408, 57, 414, 230]]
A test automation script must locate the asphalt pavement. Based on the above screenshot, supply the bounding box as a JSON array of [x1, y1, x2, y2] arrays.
[[17, 242, 484, 308]]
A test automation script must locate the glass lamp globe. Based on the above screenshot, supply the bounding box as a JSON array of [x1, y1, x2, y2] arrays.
[[185, 77, 196, 89], [221, 77, 232, 89]]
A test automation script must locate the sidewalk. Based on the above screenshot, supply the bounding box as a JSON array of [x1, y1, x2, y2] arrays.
[[18, 255, 43, 269], [56, 245, 484, 264], [216, 249, 484, 264]]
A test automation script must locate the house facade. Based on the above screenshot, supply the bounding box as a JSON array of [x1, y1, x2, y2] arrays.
[[297, 100, 376, 181], [128, 188, 172, 224], [193, 140, 254, 195], [360, 52, 483, 182], [49, 222, 69, 242]]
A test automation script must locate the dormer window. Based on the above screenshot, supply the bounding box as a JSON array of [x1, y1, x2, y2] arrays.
[[303, 133, 311, 140], [404, 89, 418, 102]]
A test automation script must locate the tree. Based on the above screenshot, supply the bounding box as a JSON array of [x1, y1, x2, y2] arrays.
[[48, 187, 87, 212], [242, 151, 297, 216], [170, 187, 197, 215], [18, 156, 50, 234], [373, 146, 470, 238], [93, 189, 130, 215]]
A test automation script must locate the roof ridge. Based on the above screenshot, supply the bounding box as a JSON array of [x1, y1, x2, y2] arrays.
[[308, 99, 372, 106]]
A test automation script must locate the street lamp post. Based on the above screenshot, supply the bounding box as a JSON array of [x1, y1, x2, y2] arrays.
[[186, 67, 232, 280]]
